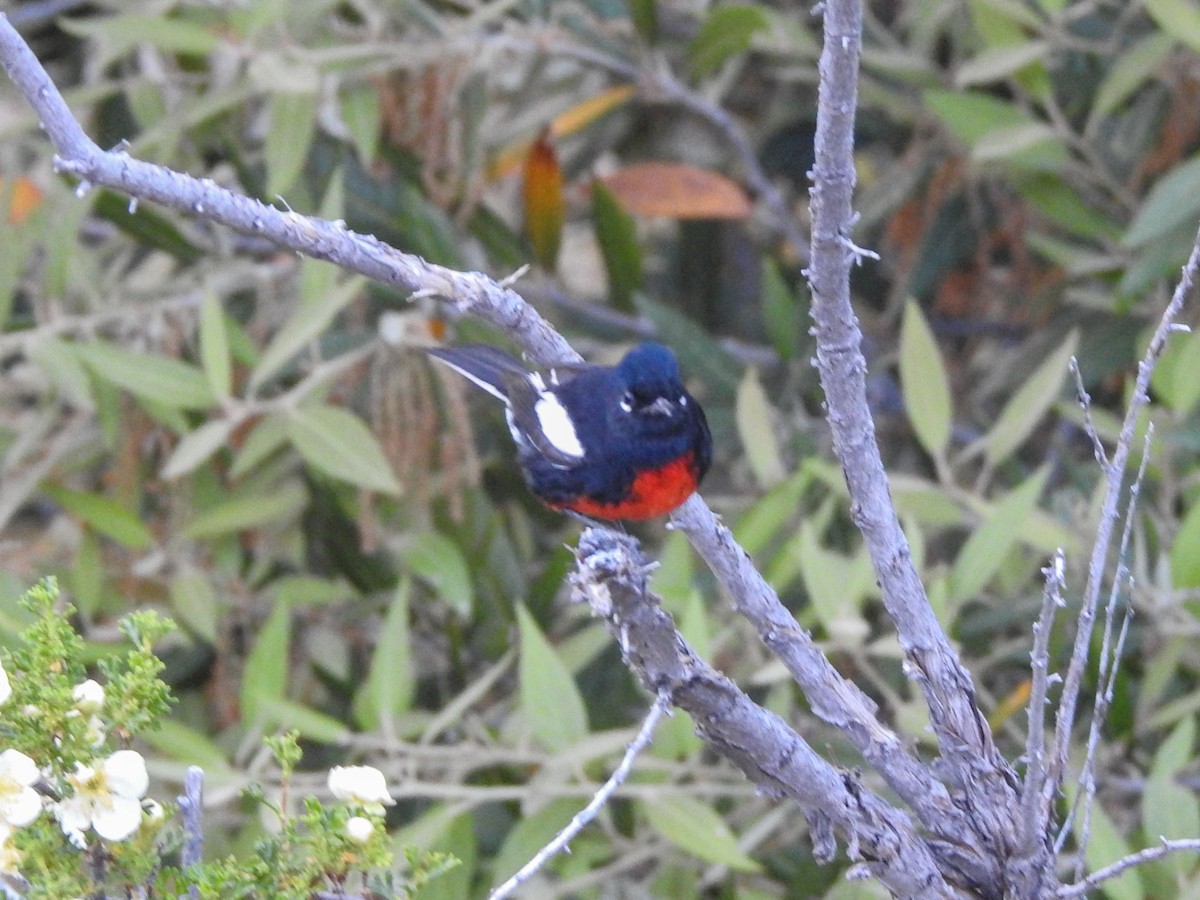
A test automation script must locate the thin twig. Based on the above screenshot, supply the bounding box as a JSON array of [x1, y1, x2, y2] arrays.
[[488, 696, 668, 899], [1051, 227, 1200, 802], [1018, 549, 1065, 857], [1069, 356, 1109, 470], [1057, 837, 1200, 897], [1059, 426, 1153, 864]]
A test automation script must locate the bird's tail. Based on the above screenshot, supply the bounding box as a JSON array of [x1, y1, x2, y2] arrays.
[[424, 345, 528, 402]]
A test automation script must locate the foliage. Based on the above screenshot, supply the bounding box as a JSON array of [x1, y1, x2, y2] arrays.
[[0, 580, 451, 897], [3, 0, 1200, 895]]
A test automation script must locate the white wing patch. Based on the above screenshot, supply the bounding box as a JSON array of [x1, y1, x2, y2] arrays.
[[533, 391, 585, 459]]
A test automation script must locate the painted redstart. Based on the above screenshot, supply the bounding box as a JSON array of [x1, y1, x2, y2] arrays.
[[427, 343, 712, 521]]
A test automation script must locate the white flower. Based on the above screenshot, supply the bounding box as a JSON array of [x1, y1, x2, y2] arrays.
[[0, 750, 41, 828], [56, 750, 148, 848], [72, 680, 105, 714], [0, 663, 10, 706], [328, 765, 394, 808], [345, 815, 375, 844]]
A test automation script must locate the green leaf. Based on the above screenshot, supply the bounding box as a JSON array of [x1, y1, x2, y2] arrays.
[[286, 404, 401, 495], [73, 341, 214, 410], [169, 569, 222, 643], [251, 696, 349, 744], [249, 273, 363, 389], [199, 292, 232, 399], [642, 796, 761, 871], [900, 301, 952, 459], [265, 91, 318, 199], [1075, 799, 1145, 900], [492, 799, 579, 883], [1146, 0, 1200, 54], [400, 532, 473, 617], [628, 0, 658, 43], [954, 40, 1049, 87], [735, 368, 787, 488], [983, 328, 1078, 468], [408, 812, 476, 900], [229, 413, 290, 478], [140, 720, 236, 781], [924, 89, 1066, 170], [58, 14, 221, 64], [761, 259, 803, 360], [688, 5, 771, 79], [161, 419, 233, 480], [1151, 326, 1200, 415], [950, 467, 1049, 605], [1091, 33, 1174, 123], [1124, 155, 1200, 247], [42, 485, 154, 549], [26, 337, 94, 410], [970, 122, 1063, 164], [796, 525, 869, 643], [591, 181, 642, 313], [341, 83, 381, 163], [353, 578, 416, 730], [92, 191, 203, 263], [181, 480, 307, 539], [241, 603, 291, 726], [1171, 500, 1200, 588], [517, 605, 588, 751]]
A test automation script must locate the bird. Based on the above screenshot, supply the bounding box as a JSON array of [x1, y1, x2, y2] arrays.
[[426, 342, 712, 521]]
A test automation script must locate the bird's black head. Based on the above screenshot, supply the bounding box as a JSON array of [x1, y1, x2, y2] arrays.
[[616, 343, 686, 415]]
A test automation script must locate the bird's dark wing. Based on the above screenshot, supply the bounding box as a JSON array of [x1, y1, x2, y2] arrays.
[[504, 371, 591, 469], [425, 345, 530, 401]]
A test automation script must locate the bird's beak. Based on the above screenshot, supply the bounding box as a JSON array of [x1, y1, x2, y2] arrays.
[[644, 397, 675, 417]]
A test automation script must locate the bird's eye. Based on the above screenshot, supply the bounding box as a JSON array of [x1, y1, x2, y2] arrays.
[[678, 395, 688, 407], [619, 391, 634, 413]]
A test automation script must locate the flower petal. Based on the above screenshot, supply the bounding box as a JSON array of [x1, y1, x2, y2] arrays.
[[0, 788, 41, 827], [0, 751, 38, 787], [93, 796, 142, 842], [104, 751, 148, 799]]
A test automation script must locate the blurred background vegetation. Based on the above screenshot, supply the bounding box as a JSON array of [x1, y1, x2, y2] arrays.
[[4, 0, 1200, 895]]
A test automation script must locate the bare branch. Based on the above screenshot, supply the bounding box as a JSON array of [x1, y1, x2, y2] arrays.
[[1057, 837, 1200, 897], [804, 0, 1014, 809], [0, 13, 576, 369], [1051, 229, 1200, 804], [488, 696, 668, 900], [570, 528, 957, 899], [1018, 550, 1066, 858], [1069, 356, 1109, 471], [1059, 427, 1153, 865]]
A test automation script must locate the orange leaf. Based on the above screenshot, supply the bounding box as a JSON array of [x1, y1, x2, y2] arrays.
[[3, 177, 43, 224], [988, 678, 1032, 731], [551, 84, 637, 139], [489, 86, 637, 181], [523, 131, 564, 270], [599, 162, 751, 219]]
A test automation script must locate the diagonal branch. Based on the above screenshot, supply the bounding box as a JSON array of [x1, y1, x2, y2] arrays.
[[570, 528, 957, 899]]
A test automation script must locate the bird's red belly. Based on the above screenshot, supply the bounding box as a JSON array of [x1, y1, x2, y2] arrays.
[[556, 453, 699, 521]]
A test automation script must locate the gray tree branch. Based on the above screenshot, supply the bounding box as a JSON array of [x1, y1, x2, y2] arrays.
[[570, 529, 955, 899]]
